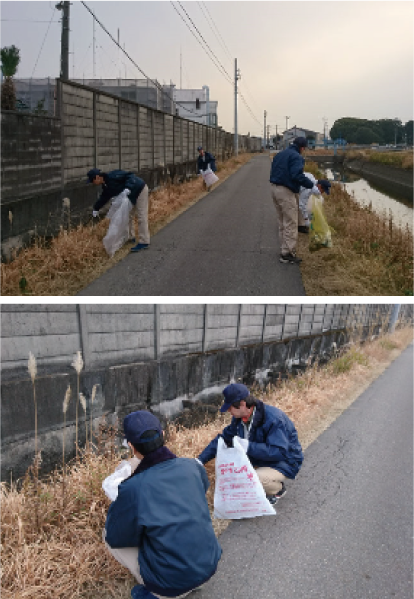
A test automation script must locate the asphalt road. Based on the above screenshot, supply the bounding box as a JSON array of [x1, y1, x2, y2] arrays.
[[78, 155, 305, 296], [195, 344, 414, 599]]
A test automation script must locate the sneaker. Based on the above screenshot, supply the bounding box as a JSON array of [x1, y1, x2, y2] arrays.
[[279, 253, 302, 264], [267, 483, 287, 505], [131, 243, 149, 253], [298, 226, 310, 234]]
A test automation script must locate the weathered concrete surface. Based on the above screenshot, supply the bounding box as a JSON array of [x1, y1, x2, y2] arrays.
[[1, 332, 347, 482]]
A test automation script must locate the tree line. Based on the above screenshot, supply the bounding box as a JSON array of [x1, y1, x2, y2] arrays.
[[330, 118, 413, 146]]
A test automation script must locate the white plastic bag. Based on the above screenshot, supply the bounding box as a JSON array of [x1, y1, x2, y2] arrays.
[[103, 189, 133, 257], [202, 167, 219, 187], [213, 436, 275, 519], [102, 460, 132, 502]]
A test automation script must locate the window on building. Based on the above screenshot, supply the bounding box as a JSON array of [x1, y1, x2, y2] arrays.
[[196, 98, 200, 110]]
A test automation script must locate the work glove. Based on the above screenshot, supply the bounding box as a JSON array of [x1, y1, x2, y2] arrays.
[[92, 210, 99, 218], [311, 185, 321, 196], [124, 188, 131, 196]]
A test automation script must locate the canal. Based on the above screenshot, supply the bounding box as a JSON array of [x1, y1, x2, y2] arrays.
[[320, 163, 413, 231]]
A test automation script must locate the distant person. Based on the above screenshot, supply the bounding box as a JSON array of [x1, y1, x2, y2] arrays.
[[87, 168, 150, 253], [197, 146, 217, 191], [298, 174, 331, 233], [197, 383, 303, 507], [104, 410, 222, 599], [269, 137, 316, 264]]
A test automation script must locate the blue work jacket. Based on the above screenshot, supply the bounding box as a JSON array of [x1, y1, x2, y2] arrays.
[[93, 170, 146, 211], [270, 144, 314, 193]]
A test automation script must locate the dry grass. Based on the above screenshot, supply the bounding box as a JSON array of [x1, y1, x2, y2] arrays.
[[1, 154, 254, 296], [344, 149, 413, 169], [1, 327, 413, 599], [298, 162, 413, 296]]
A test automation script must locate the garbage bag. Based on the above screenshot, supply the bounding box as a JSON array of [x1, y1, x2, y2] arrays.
[[103, 189, 133, 257], [214, 436, 275, 519], [102, 460, 133, 501], [309, 194, 332, 252], [202, 166, 219, 187]]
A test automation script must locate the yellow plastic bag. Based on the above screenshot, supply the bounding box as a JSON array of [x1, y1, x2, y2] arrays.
[[309, 194, 332, 252]]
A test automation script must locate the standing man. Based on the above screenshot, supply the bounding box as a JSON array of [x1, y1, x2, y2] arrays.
[[270, 137, 318, 264], [104, 410, 222, 599], [197, 383, 303, 507], [87, 168, 150, 253], [197, 146, 217, 174]]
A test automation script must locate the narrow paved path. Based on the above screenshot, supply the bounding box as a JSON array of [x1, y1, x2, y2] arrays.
[[79, 155, 305, 296], [196, 345, 413, 599]]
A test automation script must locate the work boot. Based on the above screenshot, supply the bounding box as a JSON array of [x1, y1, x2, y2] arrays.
[[298, 226, 310, 234], [267, 483, 287, 506], [279, 253, 302, 264], [131, 243, 149, 253]]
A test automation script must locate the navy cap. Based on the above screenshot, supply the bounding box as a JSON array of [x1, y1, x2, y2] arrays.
[[317, 179, 331, 195], [197, 146, 203, 151], [87, 168, 102, 183], [220, 383, 250, 413], [293, 137, 308, 149], [123, 410, 163, 446]]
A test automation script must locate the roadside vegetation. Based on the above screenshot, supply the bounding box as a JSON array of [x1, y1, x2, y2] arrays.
[[1, 153, 254, 296], [1, 326, 412, 599], [344, 148, 413, 169], [300, 160, 413, 296]]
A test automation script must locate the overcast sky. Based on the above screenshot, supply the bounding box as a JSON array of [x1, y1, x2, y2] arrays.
[[1, 1, 413, 137]]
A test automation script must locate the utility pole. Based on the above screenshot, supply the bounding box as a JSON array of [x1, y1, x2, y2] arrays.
[[275, 124, 278, 149], [93, 16, 96, 78], [234, 58, 241, 156], [264, 110, 267, 149], [266, 124, 270, 147], [56, 1, 70, 80], [285, 115, 290, 132], [180, 47, 182, 89]]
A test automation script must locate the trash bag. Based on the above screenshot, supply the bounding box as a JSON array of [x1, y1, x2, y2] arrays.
[[202, 166, 219, 187], [102, 460, 133, 501], [214, 436, 276, 519], [309, 194, 332, 252], [103, 189, 133, 257]]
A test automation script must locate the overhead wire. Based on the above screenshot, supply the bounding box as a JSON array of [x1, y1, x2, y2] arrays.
[[197, 1, 232, 67], [80, 1, 198, 115]]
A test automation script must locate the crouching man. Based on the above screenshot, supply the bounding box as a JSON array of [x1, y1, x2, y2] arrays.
[[197, 383, 303, 506], [104, 410, 222, 599]]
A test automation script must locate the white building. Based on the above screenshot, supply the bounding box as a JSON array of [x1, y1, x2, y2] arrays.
[[173, 86, 218, 127], [282, 126, 325, 148]]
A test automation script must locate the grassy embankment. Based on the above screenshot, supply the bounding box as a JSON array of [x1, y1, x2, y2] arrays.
[[1, 154, 254, 296], [1, 326, 413, 599], [299, 153, 413, 296]]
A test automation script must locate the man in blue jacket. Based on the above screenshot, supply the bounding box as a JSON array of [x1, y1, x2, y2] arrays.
[[198, 383, 303, 506], [197, 146, 217, 174], [104, 410, 222, 599], [269, 137, 318, 264], [87, 168, 150, 253]]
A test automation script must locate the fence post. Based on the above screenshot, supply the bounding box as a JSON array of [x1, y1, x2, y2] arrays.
[[118, 100, 122, 169], [137, 105, 140, 172], [151, 110, 155, 171], [281, 305, 287, 339], [202, 304, 209, 352], [154, 305, 161, 360], [261, 305, 268, 343], [235, 305, 243, 348], [77, 305, 92, 370], [93, 91, 97, 167], [297, 304, 304, 337]]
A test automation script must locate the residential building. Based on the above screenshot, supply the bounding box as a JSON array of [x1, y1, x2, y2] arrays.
[[173, 86, 218, 127], [282, 126, 325, 148]]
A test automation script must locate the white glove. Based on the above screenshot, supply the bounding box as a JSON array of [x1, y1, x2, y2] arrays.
[[92, 210, 99, 218], [124, 189, 131, 196], [311, 186, 321, 195], [237, 438, 249, 453]]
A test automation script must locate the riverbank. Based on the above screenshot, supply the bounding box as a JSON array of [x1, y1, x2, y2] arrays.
[[1, 327, 412, 599], [299, 161, 413, 296]]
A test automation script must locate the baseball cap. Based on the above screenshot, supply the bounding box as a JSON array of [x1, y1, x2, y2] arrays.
[[220, 383, 250, 413], [317, 179, 331, 195], [293, 137, 308, 149], [123, 410, 163, 447], [197, 146, 203, 151], [86, 168, 102, 183]]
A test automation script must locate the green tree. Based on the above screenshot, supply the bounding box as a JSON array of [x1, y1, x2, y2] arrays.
[[1, 45, 21, 110], [404, 120, 413, 145], [354, 127, 382, 144]]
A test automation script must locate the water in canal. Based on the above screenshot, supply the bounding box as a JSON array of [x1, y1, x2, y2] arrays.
[[320, 164, 413, 231]]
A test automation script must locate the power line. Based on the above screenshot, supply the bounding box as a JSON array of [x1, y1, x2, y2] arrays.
[[31, 7, 57, 77], [201, 1, 233, 63], [171, 2, 233, 85], [197, 2, 232, 66], [80, 1, 197, 115]]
